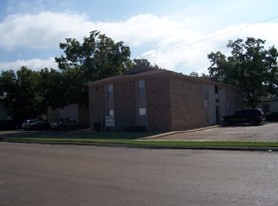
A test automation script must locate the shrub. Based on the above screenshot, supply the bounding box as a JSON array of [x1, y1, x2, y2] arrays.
[[265, 112, 278, 122]]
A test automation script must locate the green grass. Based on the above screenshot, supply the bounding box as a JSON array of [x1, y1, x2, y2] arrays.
[[4, 137, 278, 149], [74, 132, 158, 139]]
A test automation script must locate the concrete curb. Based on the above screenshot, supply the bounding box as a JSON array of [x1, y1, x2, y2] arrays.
[[4, 140, 277, 152], [76, 143, 278, 152]]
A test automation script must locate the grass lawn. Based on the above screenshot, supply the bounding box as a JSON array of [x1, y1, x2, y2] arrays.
[[3, 133, 278, 150]]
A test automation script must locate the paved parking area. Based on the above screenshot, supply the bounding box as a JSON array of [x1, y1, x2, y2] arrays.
[[1, 122, 278, 142], [147, 122, 278, 142]]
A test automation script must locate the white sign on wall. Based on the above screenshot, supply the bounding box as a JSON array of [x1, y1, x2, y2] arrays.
[[105, 116, 115, 127]]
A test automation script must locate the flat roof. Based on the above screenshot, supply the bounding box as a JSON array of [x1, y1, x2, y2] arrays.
[[87, 68, 238, 89]]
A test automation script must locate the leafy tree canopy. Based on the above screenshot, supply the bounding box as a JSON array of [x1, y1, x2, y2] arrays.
[[55, 30, 133, 82], [207, 37, 278, 108], [0, 67, 43, 122], [133, 58, 162, 69], [54, 30, 134, 106]]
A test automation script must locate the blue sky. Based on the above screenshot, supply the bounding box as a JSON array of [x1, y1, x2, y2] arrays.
[[0, 0, 278, 74]]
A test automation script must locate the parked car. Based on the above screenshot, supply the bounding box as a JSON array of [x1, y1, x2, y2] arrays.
[[222, 109, 265, 126], [50, 118, 79, 130], [22, 119, 38, 130], [22, 119, 49, 130]]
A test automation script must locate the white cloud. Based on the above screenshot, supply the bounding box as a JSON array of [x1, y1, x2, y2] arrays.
[[0, 57, 57, 71], [0, 11, 92, 49], [0, 10, 278, 73], [140, 21, 278, 74], [96, 14, 200, 46], [0, 12, 199, 49]]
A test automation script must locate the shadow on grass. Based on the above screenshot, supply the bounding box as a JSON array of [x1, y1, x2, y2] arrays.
[[83, 132, 160, 139], [0, 129, 160, 140]]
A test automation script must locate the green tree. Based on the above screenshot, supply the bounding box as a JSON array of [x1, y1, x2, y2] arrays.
[[55, 30, 132, 80], [55, 30, 133, 105], [133, 58, 151, 67], [133, 58, 161, 69], [0, 67, 44, 122], [208, 37, 278, 108], [39, 68, 65, 109], [189, 72, 199, 77], [0, 70, 16, 97]]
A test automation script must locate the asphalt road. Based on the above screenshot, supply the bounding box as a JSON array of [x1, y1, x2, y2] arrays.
[[1, 143, 278, 206]]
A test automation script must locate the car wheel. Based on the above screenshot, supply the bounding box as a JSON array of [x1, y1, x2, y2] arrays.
[[60, 125, 67, 130], [223, 120, 233, 126]]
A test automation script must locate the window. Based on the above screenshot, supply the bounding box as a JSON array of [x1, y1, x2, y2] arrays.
[[137, 80, 147, 126], [204, 84, 209, 99], [109, 109, 114, 116], [106, 83, 114, 117], [138, 80, 145, 89], [139, 108, 146, 116], [108, 84, 113, 92], [204, 107, 209, 124], [215, 85, 219, 94], [204, 98, 209, 124]]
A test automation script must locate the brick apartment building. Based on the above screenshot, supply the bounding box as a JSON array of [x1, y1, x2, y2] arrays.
[[87, 66, 242, 132]]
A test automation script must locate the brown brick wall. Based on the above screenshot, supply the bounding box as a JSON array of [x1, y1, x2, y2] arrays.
[[89, 75, 173, 132], [146, 75, 172, 131], [89, 80, 140, 131], [113, 76, 172, 131], [169, 77, 204, 130], [89, 84, 106, 130], [114, 80, 137, 129]]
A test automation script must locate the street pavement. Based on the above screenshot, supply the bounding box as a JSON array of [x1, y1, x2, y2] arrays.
[[1, 143, 278, 206]]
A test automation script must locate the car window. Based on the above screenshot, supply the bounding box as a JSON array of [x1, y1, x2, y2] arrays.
[[237, 109, 262, 116], [254, 110, 261, 115], [58, 119, 65, 123], [67, 119, 76, 123], [242, 110, 250, 116]]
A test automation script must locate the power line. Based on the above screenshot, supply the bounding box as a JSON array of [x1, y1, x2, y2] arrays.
[[145, 15, 278, 59]]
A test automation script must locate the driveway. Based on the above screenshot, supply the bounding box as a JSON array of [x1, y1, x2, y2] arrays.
[[146, 122, 278, 142]]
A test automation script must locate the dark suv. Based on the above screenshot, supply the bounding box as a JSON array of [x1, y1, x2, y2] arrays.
[[222, 109, 265, 126]]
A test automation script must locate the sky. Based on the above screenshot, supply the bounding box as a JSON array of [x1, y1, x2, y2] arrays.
[[0, 0, 278, 75]]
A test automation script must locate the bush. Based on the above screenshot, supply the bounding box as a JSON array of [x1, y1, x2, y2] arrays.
[[121, 126, 146, 132], [265, 112, 278, 122], [0, 120, 17, 130]]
